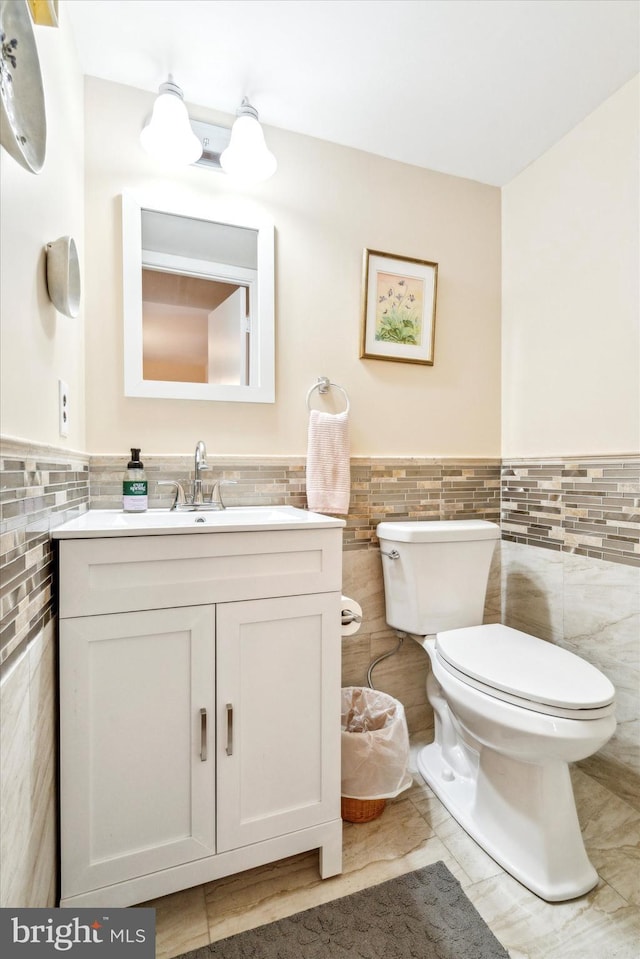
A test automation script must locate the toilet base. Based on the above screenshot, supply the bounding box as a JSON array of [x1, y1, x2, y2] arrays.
[[417, 741, 599, 902]]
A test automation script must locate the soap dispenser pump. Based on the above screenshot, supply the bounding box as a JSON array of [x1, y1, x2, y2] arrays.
[[123, 448, 148, 513]]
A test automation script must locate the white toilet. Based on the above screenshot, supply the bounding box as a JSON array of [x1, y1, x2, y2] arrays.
[[377, 519, 616, 902]]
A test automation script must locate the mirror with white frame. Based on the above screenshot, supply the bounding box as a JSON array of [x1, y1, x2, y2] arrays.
[[121, 193, 275, 402]]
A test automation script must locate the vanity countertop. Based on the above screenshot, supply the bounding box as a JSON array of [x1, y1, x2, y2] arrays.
[[51, 506, 345, 539]]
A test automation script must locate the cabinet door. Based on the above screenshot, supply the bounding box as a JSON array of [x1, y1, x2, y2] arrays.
[[60, 606, 216, 899], [216, 592, 341, 852]]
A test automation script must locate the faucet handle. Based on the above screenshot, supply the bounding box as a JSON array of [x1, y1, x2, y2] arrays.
[[210, 479, 237, 510], [158, 480, 187, 509]]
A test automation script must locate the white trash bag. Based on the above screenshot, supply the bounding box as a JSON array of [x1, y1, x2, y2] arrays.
[[341, 686, 412, 800]]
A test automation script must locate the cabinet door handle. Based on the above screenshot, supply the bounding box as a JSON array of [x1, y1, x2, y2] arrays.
[[225, 703, 233, 756], [200, 708, 207, 762]]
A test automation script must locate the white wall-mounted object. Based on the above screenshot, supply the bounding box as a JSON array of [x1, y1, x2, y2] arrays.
[[58, 378, 69, 436], [138, 81, 276, 184], [46, 235, 81, 317], [0, 0, 47, 173], [122, 192, 275, 403], [139, 76, 202, 167], [220, 98, 277, 183], [54, 508, 345, 907]]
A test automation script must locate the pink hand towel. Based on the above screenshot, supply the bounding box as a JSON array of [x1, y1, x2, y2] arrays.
[[306, 409, 351, 515]]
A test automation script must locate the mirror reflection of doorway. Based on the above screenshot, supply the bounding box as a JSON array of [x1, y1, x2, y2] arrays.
[[123, 193, 274, 403], [141, 269, 250, 385]]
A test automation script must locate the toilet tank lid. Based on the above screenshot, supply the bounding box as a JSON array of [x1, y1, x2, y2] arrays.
[[376, 519, 500, 543]]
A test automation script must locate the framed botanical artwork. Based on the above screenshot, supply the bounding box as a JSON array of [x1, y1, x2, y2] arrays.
[[360, 249, 438, 364]]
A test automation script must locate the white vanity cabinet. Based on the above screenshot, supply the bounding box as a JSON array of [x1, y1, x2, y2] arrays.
[[59, 605, 218, 898], [54, 513, 344, 908]]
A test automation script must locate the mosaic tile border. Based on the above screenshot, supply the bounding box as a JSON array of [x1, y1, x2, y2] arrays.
[[502, 456, 640, 566], [0, 437, 89, 669], [89, 455, 502, 550], [351, 458, 501, 548]]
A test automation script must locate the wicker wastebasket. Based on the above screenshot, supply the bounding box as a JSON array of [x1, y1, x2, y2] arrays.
[[341, 686, 412, 823]]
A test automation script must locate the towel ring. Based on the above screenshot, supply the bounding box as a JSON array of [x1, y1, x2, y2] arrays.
[[306, 376, 350, 413]]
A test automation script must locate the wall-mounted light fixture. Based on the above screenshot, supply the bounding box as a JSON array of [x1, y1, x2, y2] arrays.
[[140, 77, 203, 166], [220, 98, 277, 182], [140, 79, 277, 183]]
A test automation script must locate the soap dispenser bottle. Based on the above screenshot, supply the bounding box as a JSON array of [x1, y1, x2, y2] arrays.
[[123, 448, 148, 512]]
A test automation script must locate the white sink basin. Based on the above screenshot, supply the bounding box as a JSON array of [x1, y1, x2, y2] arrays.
[[51, 506, 345, 538]]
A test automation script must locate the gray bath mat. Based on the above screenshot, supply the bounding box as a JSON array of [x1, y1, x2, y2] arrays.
[[174, 861, 509, 958]]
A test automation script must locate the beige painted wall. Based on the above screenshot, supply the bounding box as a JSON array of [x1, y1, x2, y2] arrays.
[[502, 76, 640, 457], [84, 77, 501, 457], [0, 6, 85, 449]]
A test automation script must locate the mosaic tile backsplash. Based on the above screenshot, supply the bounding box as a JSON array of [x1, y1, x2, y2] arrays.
[[0, 438, 89, 670], [89, 455, 502, 550], [502, 457, 640, 566]]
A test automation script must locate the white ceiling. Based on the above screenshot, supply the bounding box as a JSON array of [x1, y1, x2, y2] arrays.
[[66, 0, 639, 186]]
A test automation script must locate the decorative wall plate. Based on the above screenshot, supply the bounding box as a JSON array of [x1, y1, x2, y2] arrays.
[[0, 0, 46, 173], [46, 236, 81, 317]]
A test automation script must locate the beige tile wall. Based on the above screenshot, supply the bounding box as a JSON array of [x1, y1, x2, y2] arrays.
[[0, 622, 58, 906], [501, 540, 640, 811]]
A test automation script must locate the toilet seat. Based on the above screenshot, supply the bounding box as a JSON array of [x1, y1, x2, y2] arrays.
[[435, 624, 615, 720]]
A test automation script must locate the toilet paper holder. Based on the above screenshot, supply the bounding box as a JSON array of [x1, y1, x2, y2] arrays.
[[340, 595, 363, 636], [341, 607, 362, 626]]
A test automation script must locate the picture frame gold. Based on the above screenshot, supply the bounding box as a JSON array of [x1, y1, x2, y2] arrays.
[[360, 249, 438, 365], [27, 1, 58, 27]]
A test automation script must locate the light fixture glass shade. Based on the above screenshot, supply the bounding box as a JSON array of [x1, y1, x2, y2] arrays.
[[140, 79, 203, 167], [220, 99, 277, 182]]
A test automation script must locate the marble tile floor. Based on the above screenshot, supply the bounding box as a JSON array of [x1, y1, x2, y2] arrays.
[[144, 734, 640, 959]]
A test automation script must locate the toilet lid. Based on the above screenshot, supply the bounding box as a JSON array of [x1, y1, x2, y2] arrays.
[[435, 624, 615, 710]]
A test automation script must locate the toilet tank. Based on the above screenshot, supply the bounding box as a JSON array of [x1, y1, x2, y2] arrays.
[[377, 520, 500, 635]]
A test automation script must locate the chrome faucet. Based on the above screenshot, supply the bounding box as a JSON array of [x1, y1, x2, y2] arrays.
[[158, 441, 235, 511], [193, 440, 210, 504]]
